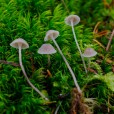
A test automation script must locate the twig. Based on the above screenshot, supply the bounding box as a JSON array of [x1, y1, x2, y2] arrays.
[[0, 60, 20, 67], [47, 69, 52, 78], [103, 0, 110, 8], [106, 29, 114, 51], [87, 68, 98, 74], [93, 39, 105, 49], [110, 0, 114, 7], [112, 65, 114, 73], [93, 22, 101, 33]]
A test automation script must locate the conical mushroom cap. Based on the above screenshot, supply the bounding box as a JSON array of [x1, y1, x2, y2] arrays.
[[10, 38, 29, 49], [44, 30, 59, 41], [65, 15, 80, 26], [83, 48, 97, 58], [38, 44, 56, 54]]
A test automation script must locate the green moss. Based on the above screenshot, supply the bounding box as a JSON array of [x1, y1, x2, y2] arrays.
[[0, 0, 114, 113]]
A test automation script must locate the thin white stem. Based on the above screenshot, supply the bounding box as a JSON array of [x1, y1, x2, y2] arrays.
[[88, 57, 91, 68], [54, 101, 62, 114], [71, 21, 87, 73], [47, 54, 50, 67], [52, 38, 81, 93], [18, 45, 49, 101]]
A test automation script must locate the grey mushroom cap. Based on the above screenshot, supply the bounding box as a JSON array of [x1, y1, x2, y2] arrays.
[[65, 15, 80, 26], [38, 44, 56, 54], [44, 30, 59, 41], [10, 38, 29, 49], [82, 48, 97, 58]]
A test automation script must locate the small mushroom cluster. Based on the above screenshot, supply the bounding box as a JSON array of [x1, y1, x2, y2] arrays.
[[10, 15, 97, 100]]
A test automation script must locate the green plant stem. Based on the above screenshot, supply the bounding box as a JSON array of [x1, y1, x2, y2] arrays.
[[71, 21, 87, 73], [52, 38, 81, 93], [18, 45, 49, 101]]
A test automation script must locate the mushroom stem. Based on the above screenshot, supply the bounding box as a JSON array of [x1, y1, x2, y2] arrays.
[[71, 21, 87, 73], [52, 38, 81, 93], [47, 54, 50, 67], [88, 57, 91, 68], [54, 101, 62, 114], [18, 45, 49, 101]]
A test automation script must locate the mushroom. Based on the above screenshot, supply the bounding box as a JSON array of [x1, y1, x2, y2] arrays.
[[65, 15, 87, 73], [38, 43, 56, 67], [10, 38, 49, 101], [82, 48, 97, 68], [44, 30, 81, 93]]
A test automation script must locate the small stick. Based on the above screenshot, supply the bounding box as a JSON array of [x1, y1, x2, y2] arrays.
[[93, 22, 101, 33], [112, 65, 114, 73], [87, 68, 98, 74], [106, 29, 114, 51], [47, 69, 52, 78], [0, 60, 20, 67], [93, 39, 105, 49], [103, 0, 110, 8]]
